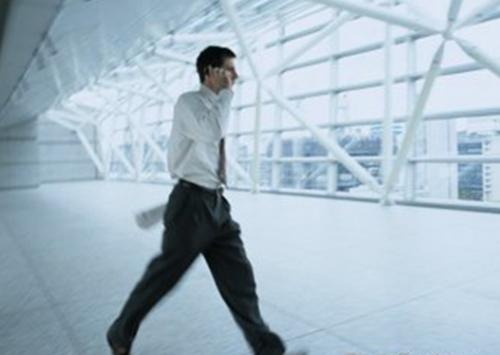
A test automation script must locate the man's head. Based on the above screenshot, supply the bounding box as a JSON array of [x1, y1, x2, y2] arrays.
[[196, 46, 238, 85]]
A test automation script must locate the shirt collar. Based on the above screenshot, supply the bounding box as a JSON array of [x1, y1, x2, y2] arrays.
[[199, 84, 218, 101]]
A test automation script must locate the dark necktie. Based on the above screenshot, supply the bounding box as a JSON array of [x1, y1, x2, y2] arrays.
[[218, 138, 227, 185]]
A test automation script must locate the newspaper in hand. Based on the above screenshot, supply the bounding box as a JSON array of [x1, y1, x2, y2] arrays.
[[135, 203, 166, 230]]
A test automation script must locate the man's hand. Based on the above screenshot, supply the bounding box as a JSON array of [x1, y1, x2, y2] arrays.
[[207, 66, 233, 91]]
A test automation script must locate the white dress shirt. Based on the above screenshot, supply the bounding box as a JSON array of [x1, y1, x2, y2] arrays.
[[168, 84, 233, 189]]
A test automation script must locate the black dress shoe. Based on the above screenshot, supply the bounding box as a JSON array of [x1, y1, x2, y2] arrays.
[[106, 328, 131, 355]]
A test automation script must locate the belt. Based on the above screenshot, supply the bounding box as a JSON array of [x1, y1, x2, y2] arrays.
[[178, 179, 223, 195]]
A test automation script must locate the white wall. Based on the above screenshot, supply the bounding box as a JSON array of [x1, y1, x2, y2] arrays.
[[0, 120, 40, 189], [38, 120, 98, 183]]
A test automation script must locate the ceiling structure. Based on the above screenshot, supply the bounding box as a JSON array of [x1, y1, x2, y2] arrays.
[[0, 0, 320, 128], [2, 0, 499, 131], [0, 0, 62, 127], [0, 0, 211, 127]]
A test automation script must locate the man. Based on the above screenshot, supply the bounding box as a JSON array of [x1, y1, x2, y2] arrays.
[[106, 46, 306, 355]]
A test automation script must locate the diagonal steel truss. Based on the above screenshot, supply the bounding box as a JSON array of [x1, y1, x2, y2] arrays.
[[43, 0, 500, 204]]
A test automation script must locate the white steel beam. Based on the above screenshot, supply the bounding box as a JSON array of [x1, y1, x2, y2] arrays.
[[60, 102, 98, 124], [383, 41, 446, 198], [160, 33, 234, 44], [220, 0, 263, 82], [110, 143, 136, 176], [227, 151, 254, 186], [76, 128, 106, 174], [327, 10, 340, 195], [124, 94, 140, 181], [272, 18, 285, 191], [45, 114, 78, 131], [251, 84, 262, 193], [50, 109, 92, 125], [69, 39, 84, 86], [410, 155, 500, 163], [67, 100, 115, 121], [311, 0, 442, 33], [99, 80, 171, 103], [220, 0, 383, 194], [45, 114, 105, 174], [381, 0, 395, 204], [404, 36, 417, 201], [101, 100, 136, 177], [100, 93, 168, 167], [299, 164, 328, 185], [154, 48, 195, 65], [447, 0, 464, 26], [229, 83, 255, 187], [135, 126, 167, 167], [90, 92, 148, 176], [265, 85, 382, 194], [220, 0, 265, 192], [135, 61, 175, 102], [455, 0, 500, 29], [455, 38, 500, 78], [95, 123, 109, 179], [110, 63, 184, 80], [264, 12, 355, 78], [400, 0, 442, 29]]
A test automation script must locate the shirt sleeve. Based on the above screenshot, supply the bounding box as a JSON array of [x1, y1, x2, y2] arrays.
[[175, 89, 233, 143]]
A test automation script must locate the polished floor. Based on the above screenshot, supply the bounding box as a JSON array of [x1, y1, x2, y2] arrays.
[[1, 181, 500, 355]]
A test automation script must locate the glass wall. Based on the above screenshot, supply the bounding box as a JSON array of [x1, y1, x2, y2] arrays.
[[101, 1, 500, 209]]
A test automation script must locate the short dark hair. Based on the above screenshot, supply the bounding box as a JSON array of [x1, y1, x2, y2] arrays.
[[196, 46, 236, 83]]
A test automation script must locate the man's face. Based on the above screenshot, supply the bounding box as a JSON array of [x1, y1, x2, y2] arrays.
[[222, 57, 238, 82]]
